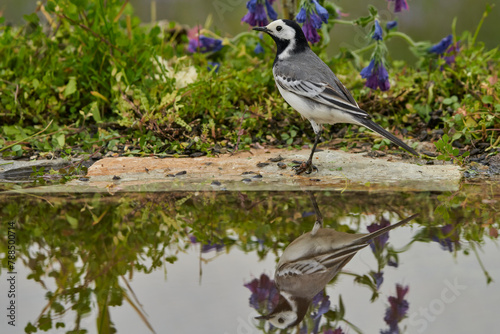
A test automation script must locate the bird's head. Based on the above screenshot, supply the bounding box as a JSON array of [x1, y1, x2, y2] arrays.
[[255, 306, 298, 329], [255, 292, 309, 329], [253, 20, 309, 58]]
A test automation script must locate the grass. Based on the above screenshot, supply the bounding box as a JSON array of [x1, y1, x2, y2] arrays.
[[0, 1, 498, 170]]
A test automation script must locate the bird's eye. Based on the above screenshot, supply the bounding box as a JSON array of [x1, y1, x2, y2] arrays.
[[278, 318, 284, 324], [276, 26, 282, 31]]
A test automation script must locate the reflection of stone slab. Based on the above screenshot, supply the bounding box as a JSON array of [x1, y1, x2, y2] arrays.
[[0, 158, 74, 181], [5, 149, 462, 193]]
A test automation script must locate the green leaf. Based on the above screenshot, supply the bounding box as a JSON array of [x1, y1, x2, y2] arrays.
[[66, 214, 79, 228], [338, 295, 345, 318], [63, 77, 77, 97], [354, 15, 374, 27], [46, 1, 56, 12], [482, 95, 494, 104], [90, 102, 102, 123], [368, 5, 378, 17], [12, 144, 22, 152], [23, 13, 40, 24], [25, 322, 37, 334], [55, 134, 65, 148]]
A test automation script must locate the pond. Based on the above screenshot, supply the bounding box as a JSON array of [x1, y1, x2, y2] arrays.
[[1, 184, 498, 333]]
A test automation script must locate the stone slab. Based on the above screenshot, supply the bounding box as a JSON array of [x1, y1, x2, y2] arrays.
[[3, 148, 460, 193]]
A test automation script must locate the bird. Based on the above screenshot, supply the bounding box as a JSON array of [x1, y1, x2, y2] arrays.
[[255, 193, 419, 329], [253, 19, 418, 174]]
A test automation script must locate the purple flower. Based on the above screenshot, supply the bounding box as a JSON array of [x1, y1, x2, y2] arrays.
[[372, 271, 384, 290], [245, 273, 279, 312], [373, 20, 383, 41], [386, 20, 398, 30], [190, 235, 224, 252], [242, 0, 277, 27], [265, 0, 277, 20], [361, 59, 390, 91], [443, 41, 461, 65], [431, 224, 460, 252], [382, 284, 409, 334], [324, 329, 345, 334], [388, 0, 409, 13], [302, 17, 321, 44], [311, 291, 330, 319], [296, 7, 307, 23], [429, 34, 453, 55], [366, 217, 391, 252], [296, 0, 330, 44], [310, 12, 323, 29], [188, 35, 223, 53], [308, 291, 331, 333], [313, 0, 329, 24], [388, 258, 399, 267], [254, 42, 264, 54], [201, 240, 224, 253]]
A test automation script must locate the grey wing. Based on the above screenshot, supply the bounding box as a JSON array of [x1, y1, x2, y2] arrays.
[[275, 74, 370, 119], [331, 75, 359, 107], [276, 258, 328, 277], [276, 240, 369, 278]]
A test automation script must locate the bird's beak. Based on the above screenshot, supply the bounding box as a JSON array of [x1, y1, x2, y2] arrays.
[[255, 314, 271, 320], [253, 26, 270, 33]]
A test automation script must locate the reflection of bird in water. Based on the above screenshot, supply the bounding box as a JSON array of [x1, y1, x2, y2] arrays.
[[257, 193, 418, 329]]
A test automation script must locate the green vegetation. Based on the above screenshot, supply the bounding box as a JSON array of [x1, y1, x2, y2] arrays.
[[0, 1, 498, 166]]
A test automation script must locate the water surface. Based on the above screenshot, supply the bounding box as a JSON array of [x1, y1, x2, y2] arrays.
[[0, 185, 498, 333]]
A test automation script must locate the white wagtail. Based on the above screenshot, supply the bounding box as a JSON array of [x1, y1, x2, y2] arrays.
[[253, 19, 418, 174], [256, 193, 418, 329]]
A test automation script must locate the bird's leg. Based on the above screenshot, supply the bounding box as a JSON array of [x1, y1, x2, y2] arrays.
[[293, 131, 321, 175], [307, 191, 323, 235]]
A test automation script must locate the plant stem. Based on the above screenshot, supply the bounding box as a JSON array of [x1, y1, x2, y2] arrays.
[[0, 120, 54, 152], [471, 4, 492, 47], [332, 19, 356, 26], [353, 43, 376, 55], [386, 31, 417, 47]]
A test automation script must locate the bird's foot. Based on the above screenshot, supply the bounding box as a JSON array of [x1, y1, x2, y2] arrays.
[[292, 160, 318, 175]]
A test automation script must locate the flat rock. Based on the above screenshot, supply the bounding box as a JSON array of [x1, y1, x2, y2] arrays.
[[62, 148, 460, 193], [3, 149, 462, 193]]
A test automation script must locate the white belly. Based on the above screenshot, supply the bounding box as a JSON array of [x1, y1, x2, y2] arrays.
[[276, 83, 360, 132]]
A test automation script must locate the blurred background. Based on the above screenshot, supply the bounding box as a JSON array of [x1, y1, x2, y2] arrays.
[[1, 0, 499, 61]]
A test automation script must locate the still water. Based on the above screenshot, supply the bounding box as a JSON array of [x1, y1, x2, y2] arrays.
[[0, 185, 499, 333]]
